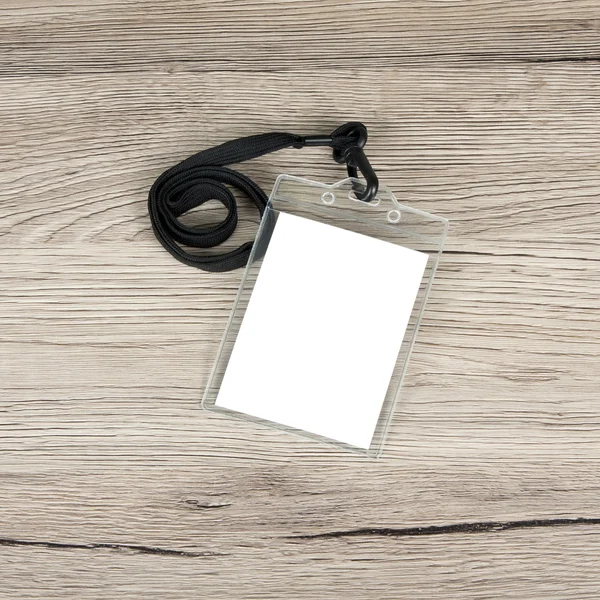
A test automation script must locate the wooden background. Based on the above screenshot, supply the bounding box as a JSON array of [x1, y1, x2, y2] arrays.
[[1, 1, 600, 597]]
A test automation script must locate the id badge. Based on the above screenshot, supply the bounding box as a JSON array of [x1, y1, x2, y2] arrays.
[[203, 175, 448, 456]]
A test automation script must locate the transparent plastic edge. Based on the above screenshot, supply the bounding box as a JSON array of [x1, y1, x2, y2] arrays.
[[202, 175, 448, 458]]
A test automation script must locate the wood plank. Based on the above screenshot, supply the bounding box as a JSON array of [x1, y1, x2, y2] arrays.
[[2, 2, 600, 596], [1, 0, 600, 74], [2, 528, 600, 599], [0, 245, 598, 550], [1, 67, 600, 258], [1, 65, 599, 546]]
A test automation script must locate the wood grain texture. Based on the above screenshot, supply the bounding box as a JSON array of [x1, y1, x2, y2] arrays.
[[2, 0, 600, 74], [1, 1, 600, 598], [2, 528, 600, 599]]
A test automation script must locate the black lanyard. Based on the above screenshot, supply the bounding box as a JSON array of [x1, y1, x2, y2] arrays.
[[148, 122, 378, 272]]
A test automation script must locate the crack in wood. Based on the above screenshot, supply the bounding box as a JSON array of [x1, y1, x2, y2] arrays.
[[524, 56, 600, 63], [0, 538, 225, 558], [442, 250, 600, 261], [287, 517, 600, 540], [182, 499, 232, 510]]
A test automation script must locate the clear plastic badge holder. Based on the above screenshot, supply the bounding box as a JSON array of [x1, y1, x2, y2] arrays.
[[203, 175, 448, 457]]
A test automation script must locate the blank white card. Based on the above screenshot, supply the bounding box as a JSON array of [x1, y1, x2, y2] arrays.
[[215, 212, 428, 449]]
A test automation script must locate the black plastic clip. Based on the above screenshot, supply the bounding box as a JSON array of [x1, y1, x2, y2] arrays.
[[338, 145, 379, 203], [296, 124, 379, 203], [332, 124, 379, 204]]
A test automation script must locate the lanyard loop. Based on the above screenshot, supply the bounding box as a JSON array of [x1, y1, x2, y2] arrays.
[[148, 122, 378, 272]]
